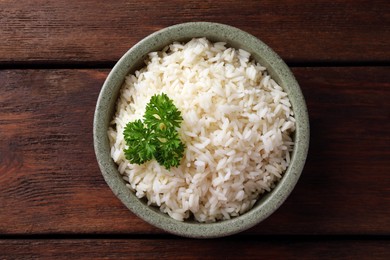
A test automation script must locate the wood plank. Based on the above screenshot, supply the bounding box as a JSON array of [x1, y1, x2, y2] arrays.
[[0, 69, 158, 234], [0, 67, 389, 235], [0, 0, 389, 64], [1, 239, 389, 259]]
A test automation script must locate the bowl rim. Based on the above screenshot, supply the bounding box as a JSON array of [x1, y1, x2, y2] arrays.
[[93, 21, 309, 238]]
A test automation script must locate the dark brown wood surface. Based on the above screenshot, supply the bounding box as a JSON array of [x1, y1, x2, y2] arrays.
[[1, 0, 389, 258], [1, 67, 389, 236], [0, 0, 389, 65], [1, 239, 390, 259]]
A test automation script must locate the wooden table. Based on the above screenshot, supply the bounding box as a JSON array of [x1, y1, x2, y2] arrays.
[[1, 0, 389, 258]]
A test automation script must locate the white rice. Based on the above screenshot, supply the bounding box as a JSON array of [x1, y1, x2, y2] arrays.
[[108, 38, 295, 222]]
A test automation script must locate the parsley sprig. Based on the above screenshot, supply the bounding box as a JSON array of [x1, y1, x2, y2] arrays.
[[123, 93, 185, 170]]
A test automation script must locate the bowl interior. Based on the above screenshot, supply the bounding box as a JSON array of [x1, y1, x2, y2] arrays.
[[93, 22, 309, 238]]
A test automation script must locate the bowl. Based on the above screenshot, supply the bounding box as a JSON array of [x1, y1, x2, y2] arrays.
[[93, 22, 309, 238]]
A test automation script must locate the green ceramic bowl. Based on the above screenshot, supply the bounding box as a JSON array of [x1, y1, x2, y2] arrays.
[[93, 22, 309, 238]]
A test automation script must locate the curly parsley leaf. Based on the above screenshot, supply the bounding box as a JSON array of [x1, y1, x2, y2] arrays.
[[123, 93, 185, 170], [123, 119, 156, 164], [154, 131, 185, 169], [144, 93, 183, 131]]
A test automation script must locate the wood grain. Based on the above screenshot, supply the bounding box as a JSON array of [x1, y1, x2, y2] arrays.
[[0, 0, 389, 65], [0, 67, 388, 235], [1, 238, 390, 259], [0, 69, 158, 234]]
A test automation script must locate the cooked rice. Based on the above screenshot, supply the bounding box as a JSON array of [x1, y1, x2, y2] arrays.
[[108, 38, 295, 222]]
